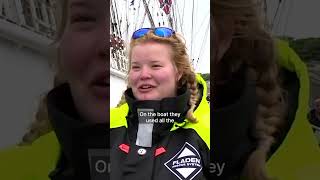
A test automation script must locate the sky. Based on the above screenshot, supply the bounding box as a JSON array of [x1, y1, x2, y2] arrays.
[[113, 0, 210, 73], [175, 0, 210, 74], [267, 0, 320, 39]]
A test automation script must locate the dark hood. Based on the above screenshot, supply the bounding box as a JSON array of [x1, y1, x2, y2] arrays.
[[46, 83, 108, 179]]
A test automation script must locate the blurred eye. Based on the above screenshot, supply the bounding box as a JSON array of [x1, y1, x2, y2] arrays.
[[152, 64, 162, 68], [71, 14, 96, 24], [131, 65, 140, 70]]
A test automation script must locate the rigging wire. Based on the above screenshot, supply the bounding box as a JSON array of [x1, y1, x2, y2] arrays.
[[125, 0, 129, 41], [110, 0, 118, 35], [190, 0, 195, 61], [271, 0, 282, 31], [151, 0, 157, 27], [196, 21, 210, 71], [174, 0, 183, 34], [159, 1, 165, 27], [172, 1, 177, 30], [282, 0, 294, 36], [113, 0, 122, 37], [263, 0, 268, 29], [135, 0, 143, 30], [274, 0, 286, 35], [194, 11, 209, 40], [181, 0, 185, 32], [142, 0, 155, 27]]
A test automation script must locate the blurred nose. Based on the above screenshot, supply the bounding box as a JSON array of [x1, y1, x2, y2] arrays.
[[139, 66, 152, 80], [97, 18, 108, 61], [98, 31, 108, 60]]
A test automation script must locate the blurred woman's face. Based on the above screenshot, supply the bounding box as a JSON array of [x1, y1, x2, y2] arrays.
[[128, 41, 181, 101], [59, 0, 108, 123]]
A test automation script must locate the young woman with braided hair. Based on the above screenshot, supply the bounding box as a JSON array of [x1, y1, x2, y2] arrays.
[[212, 0, 320, 180], [110, 28, 210, 179], [128, 31, 200, 122]]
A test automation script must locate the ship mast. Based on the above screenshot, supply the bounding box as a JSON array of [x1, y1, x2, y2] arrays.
[[142, 0, 155, 28]]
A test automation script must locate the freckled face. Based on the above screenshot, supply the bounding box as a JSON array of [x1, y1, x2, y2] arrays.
[[128, 42, 180, 101]]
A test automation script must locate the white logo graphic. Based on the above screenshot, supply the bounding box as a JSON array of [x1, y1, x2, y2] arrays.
[[164, 142, 202, 180], [137, 148, 147, 155]]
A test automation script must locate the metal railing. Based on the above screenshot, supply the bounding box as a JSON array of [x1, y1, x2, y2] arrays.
[[111, 49, 128, 75], [110, 33, 128, 76], [0, 0, 56, 39]]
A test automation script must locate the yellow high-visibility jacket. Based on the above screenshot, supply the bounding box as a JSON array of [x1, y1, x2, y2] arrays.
[[0, 75, 210, 180], [265, 39, 320, 179]]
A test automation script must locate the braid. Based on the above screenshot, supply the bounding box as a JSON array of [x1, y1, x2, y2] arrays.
[[116, 92, 127, 107], [19, 75, 66, 145], [242, 40, 288, 180], [19, 96, 52, 145], [218, 31, 287, 180], [183, 68, 200, 123], [213, 0, 289, 179], [243, 75, 287, 180]]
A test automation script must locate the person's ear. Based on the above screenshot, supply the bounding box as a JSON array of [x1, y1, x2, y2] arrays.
[[214, 16, 235, 62]]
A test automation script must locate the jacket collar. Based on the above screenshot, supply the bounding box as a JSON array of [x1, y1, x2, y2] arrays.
[[125, 84, 191, 124], [110, 74, 210, 148], [124, 84, 191, 146]]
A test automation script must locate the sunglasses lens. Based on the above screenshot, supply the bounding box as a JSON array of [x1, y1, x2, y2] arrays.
[[132, 28, 150, 39], [132, 27, 175, 39], [154, 27, 174, 37]]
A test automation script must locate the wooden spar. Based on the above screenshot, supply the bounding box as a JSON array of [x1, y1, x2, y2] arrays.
[[142, 0, 155, 28]]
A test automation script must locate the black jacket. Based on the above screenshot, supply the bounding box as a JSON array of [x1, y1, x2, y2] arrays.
[[47, 84, 109, 180], [110, 77, 210, 180]]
